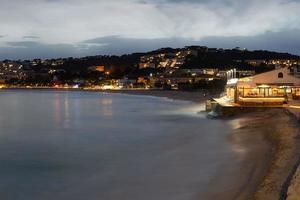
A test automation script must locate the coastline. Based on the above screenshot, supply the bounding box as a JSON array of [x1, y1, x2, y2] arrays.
[[1, 88, 300, 199], [0, 87, 218, 103], [105, 89, 219, 103], [109, 90, 300, 200], [239, 109, 300, 200]]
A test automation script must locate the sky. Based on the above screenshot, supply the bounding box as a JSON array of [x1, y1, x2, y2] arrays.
[[0, 0, 300, 60]]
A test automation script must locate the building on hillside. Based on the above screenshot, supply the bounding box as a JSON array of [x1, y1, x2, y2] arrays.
[[139, 63, 156, 69], [245, 59, 266, 66], [225, 67, 300, 105], [202, 68, 218, 75], [217, 70, 255, 79], [96, 66, 105, 72], [117, 77, 137, 88], [0, 62, 23, 81]]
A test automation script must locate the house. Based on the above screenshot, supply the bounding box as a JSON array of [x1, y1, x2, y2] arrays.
[[245, 59, 266, 66], [217, 69, 255, 78], [139, 63, 156, 69], [225, 67, 300, 105]]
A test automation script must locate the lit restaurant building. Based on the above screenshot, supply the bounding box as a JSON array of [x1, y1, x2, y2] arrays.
[[226, 67, 300, 105]]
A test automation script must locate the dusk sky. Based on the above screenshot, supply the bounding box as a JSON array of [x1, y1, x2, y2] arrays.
[[1, 0, 300, 59]]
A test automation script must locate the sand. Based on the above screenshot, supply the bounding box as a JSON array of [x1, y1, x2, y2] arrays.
[[252, 109, 300, 200], [284, 108, 300, 200], [286, 165, 300, 200], [206, 110, 274, 200]]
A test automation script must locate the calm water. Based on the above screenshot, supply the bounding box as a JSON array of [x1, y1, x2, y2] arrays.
[[0, 90, 245, 200]]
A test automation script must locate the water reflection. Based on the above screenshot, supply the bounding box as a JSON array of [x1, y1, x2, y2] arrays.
[[0, 91, 247, 200], [163, 102, 206, 118], [228, 118, 251, 155], [53, 93, 61, 125], [100, 98, 113, 117], [63, 95, 70, 129]]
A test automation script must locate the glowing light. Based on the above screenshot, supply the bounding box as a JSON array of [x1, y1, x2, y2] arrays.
[[289, 105, 300, 109], [227, 78, 238, 85], [239, 77, 252, 82], [102, 85, 114, 90], [258, 85, 270, 88], [96, 66, 105, 72]]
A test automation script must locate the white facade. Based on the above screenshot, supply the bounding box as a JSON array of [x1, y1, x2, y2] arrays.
[[237, 67, 300, 88], [226, 67, 300, 105]]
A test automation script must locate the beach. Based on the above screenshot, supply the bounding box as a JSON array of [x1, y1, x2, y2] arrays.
[[111, 89, 300, 200]]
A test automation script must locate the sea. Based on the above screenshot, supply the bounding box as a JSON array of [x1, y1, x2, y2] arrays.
[[0, 90, 250, 200]]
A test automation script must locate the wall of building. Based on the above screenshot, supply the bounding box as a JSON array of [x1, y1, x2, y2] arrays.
[[237, 67, 300, 88]]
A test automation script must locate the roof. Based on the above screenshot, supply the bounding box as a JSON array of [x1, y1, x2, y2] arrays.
[[236, 67, 300, 87]]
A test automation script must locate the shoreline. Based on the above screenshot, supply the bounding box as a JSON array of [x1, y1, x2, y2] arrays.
[[0, 87, 219, 103], [104, 89, 300, 199], [229, 109, 300, 200], [112, 90, 300, 200], [1, 88, 300, 199], [105, 89, 218, 103]]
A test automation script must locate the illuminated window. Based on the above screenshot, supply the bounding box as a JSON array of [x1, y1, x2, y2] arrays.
[[278, 72, 283, 78]]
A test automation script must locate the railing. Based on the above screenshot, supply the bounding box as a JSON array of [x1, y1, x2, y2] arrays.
[[238, 94, 286, 98], [238, 96, 287, 105]]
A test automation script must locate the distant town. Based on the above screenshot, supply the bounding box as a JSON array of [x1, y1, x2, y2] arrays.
[[1, 46, 300, 91]]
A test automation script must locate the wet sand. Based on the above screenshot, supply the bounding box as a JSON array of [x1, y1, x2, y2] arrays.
[[203, 110, 274, 200], [111, 90, 300, 200], [230, 109, 300, 200]]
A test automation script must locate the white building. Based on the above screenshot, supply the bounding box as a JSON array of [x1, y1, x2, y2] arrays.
[[226, 67, 300, 105]]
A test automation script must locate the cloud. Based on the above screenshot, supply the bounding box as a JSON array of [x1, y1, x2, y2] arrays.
[[77, 30, 300, 56], [23, 36, 40, 39], [0, 41, 79, 60], [0, 0, 300, 43], [0, 37, 189, 60], [82, 36, 194, 54], [0, 0, 299, 59], [1, 29, 300, 60], [200, 30, 300, 54], [138, 0, 232, 5]]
